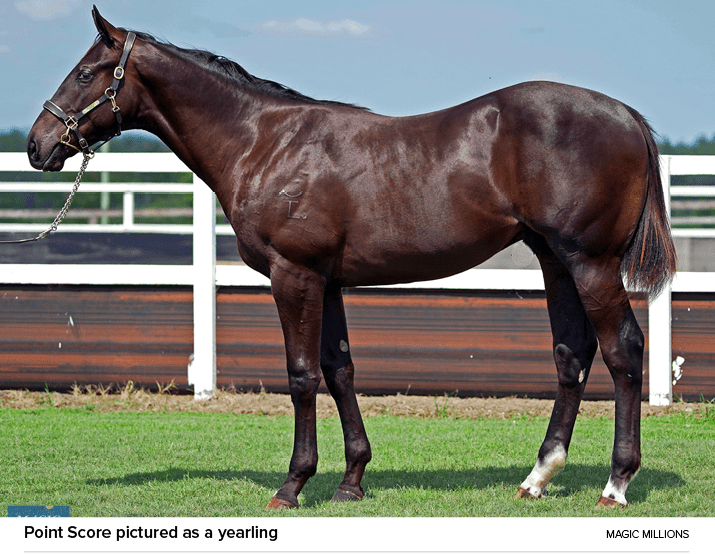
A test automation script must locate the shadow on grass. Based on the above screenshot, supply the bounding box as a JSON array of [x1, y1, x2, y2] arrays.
[[87, 464, 684, 508]]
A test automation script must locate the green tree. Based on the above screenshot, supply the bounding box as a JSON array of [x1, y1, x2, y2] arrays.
[[0, 128, 169, 153], [0, 129, 30, 152], [658, 134, 715, 155]]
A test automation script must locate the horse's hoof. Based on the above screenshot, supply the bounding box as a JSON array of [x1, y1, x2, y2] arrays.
[[596, 495, 626, 508], [331, 487, 364, 502], [515, 486, 545, 499], [265, 496, 298, 510]]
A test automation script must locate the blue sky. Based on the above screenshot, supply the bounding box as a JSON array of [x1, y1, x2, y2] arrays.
[[1, 0, 713, 143]]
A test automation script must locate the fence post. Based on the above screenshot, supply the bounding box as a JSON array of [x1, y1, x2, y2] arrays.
[[122, 192, 134, 228], [648, 155, 672, 406], [188, 174, 216, 400]]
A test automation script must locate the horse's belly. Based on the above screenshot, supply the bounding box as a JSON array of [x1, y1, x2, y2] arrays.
[[339, 229, 519, 287]]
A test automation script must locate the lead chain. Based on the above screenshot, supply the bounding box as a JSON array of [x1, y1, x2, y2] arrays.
[[0, 152, 93, 244]]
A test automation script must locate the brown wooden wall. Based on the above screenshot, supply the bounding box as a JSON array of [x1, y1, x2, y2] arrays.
[[0, 285, 712, 401]]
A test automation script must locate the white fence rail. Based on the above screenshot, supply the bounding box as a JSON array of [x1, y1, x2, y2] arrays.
[[1, 153, 714, 404]]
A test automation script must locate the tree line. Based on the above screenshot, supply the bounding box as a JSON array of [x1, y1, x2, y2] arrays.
[[0, 128, 169, 153]]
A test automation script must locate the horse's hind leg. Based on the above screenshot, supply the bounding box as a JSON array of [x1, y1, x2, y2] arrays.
[[320, 284, 372, 502], [517, 239, 598, 499], [560, 252, 644, 507]]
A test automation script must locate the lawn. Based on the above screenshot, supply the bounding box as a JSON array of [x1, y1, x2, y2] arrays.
[[1, 405, 713, 517]]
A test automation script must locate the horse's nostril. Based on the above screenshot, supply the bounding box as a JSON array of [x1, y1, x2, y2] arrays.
[[28, 138, 38, 160]]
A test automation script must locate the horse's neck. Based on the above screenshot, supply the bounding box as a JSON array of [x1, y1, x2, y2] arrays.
[[135, 48, 259, 189]]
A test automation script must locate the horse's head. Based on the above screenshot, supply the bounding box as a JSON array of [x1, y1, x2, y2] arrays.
[[28, 7, 139, 171]]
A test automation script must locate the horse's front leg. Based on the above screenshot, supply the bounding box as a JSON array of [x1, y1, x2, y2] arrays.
[[266, 259, 325, 510]]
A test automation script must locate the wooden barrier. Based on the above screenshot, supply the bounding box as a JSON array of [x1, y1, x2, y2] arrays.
[[1, 285, 713, 401]]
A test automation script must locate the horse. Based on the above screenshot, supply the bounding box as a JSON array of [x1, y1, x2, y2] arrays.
[[27, 6, 676, 509]]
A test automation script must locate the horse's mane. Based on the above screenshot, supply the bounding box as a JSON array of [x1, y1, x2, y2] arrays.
[[112, 30, 369, 111]]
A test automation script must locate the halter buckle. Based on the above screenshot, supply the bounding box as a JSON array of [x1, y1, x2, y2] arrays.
[[113, 66, 125, 80], [60, 130, 82, 153], [105, 88, 120, 112]]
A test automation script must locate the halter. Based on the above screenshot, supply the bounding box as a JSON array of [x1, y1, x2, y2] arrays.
[[43, 32, 136, 156]]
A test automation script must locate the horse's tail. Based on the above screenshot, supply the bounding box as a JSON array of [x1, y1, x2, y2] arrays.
[[620, 108, 677, 298]]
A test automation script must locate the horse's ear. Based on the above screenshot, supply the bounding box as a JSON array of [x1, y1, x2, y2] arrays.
[[92, 5, 119, 47]]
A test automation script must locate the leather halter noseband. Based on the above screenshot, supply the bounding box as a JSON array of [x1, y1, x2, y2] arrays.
[[43, 32, 136, 156]]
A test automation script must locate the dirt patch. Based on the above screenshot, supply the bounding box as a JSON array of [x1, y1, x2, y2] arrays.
[[0, 386, 709, 419]]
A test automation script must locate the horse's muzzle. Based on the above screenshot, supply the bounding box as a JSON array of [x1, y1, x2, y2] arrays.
[[27, 135, 68, 172]]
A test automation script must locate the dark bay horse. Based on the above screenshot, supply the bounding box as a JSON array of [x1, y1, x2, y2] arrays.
[[28, 7, 676, 508]]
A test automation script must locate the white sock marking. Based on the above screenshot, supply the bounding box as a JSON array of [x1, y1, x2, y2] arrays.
[[519, 444, 567, 497], [601, 477, 628, 506]]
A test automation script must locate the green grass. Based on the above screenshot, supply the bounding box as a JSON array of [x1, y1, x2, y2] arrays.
[[1, 408, 713, 517]]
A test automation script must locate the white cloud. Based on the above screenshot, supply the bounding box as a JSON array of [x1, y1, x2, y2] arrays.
[[15, 0, 81, 22], [263, 17, 371, 38]]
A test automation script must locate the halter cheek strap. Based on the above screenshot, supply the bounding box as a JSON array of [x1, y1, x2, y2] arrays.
[[43, 31, 136, 156]]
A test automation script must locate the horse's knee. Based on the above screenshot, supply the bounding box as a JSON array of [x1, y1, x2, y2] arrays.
[[288, 359, 321, 404]]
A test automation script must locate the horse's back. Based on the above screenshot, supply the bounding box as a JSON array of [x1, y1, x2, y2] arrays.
[[238, 81, 651, 287]]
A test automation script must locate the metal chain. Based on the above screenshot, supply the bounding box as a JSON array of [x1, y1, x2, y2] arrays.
[[0, 152, 92, 245]]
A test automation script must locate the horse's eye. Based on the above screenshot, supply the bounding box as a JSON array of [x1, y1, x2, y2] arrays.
[[77, 68, 94, 83]]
